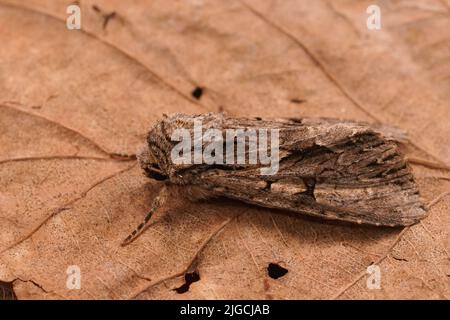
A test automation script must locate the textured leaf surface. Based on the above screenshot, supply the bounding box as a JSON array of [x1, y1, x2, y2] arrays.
[[0, 0, 449, 299]]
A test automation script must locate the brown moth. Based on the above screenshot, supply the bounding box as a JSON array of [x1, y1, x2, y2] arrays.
[[122, 113, 427, 245]]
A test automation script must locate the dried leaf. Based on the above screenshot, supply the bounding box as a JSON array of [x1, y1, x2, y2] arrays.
[[0, 0, 449, 299]]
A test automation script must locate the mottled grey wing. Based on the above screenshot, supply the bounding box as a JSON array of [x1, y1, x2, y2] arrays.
[[187, 117, 426, 227]]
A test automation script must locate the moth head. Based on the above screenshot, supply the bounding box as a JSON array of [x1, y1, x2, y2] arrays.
[[139, 113, 226, 181], [137, 143, 168, 181]]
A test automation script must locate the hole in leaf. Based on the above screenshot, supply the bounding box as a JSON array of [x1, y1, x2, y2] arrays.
[[290, 98, 306, 104], [267, 263, 288, 279], [0, 280, 17, 300], [191, 87, 203, 99], [173, 271, 200, 294]]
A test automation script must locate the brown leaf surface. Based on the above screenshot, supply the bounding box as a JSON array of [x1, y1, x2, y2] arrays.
[[0, 0, 449, 299]]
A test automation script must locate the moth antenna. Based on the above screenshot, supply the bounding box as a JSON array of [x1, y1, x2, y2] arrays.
[[121, 185, 168, 246]]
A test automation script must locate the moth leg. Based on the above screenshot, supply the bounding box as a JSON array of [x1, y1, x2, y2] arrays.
[[121, 184, 169, 246]]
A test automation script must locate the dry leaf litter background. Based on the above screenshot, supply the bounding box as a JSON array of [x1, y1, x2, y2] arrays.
[[0, 0, 449, 299]]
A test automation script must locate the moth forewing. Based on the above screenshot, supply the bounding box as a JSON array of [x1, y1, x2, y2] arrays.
[[127, 113, 427, 244]]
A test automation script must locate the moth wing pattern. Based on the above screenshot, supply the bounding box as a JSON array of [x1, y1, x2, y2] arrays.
[[141, 114, 427, 227]]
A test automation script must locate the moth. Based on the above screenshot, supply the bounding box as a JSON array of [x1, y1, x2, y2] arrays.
[[122, 113, 427, 245]]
